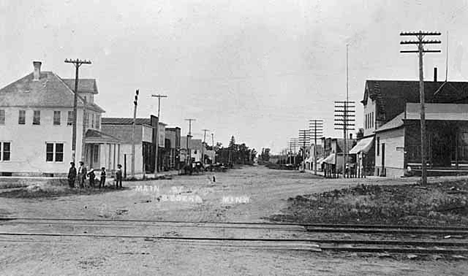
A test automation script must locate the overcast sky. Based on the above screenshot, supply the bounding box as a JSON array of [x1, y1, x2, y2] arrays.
[[1, 0, 467, 153]]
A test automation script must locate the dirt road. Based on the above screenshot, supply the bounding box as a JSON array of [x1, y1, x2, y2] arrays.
[[0, 166, 467, 275]]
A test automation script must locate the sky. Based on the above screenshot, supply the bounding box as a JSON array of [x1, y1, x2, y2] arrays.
[[1, 0, 468, 153]]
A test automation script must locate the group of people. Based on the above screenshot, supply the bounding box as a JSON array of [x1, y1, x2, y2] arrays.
[[67, 161, 123, 189]]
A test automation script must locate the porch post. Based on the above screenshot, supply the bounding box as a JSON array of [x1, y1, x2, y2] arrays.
[[456, 128, 459, 169]]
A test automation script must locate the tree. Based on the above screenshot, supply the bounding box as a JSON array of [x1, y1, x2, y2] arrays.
[[260, 148, 270, 162], [229, 136, 236, 149]]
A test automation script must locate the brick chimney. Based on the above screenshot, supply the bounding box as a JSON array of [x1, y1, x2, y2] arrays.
[[434, 67, 438, 82], [33, 61, 42, 81]]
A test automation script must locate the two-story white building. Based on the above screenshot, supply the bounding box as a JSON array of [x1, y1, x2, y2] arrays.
[[0, 61, 120, 176]]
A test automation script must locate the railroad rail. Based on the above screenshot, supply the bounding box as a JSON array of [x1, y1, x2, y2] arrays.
[[1, 217, 467, 256]]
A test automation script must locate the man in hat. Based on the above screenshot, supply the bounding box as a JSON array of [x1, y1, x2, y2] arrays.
[[68, 162, 77, 188]]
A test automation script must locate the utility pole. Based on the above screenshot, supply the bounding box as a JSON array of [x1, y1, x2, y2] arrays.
[[299, 129, 310, 171], [334, 100, 355, 177], [211, 133, 215, 163], [151, 94, 167, 174], [132, 90, 139, 177], [185, 119, 196, 164], [309, 119, 323, 175], [202, 129, 209, 165], [400, 31, 441, 185], [64, 58, 91, 163]]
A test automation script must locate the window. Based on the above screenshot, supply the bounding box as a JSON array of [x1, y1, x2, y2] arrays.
[[53, 111, 61, 125], [55, 143, 64, 162], [0, 142, 10, 161], [67, 111, 73, 126], [33, 110, 40, 125], [93, 144, 99, 163], [18, 110, 25, 125], [96, 114, 100, 129], [46, 143, 64, 162], [377, 137, 380, 156], [0, 110, 4, 125], [91, 114, 95, 128]]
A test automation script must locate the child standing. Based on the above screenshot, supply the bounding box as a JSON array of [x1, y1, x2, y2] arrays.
[[99, 167, 106, 189], [87, 168, 96, 188]]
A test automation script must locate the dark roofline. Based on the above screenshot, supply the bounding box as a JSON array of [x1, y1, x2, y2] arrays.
[[101, 117, 152, 126]]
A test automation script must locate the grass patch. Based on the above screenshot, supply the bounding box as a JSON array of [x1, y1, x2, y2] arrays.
[[270, 179, 468, 226], [0, 184, 129, 199]]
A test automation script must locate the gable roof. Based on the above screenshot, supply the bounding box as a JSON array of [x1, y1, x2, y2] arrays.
[[362, 80, 468, 123], [62, 79, 98, 94], [84, 129, 120, 144], [0, 71, 105, 113]]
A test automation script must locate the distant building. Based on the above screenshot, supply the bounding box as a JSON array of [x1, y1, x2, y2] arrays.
[[0, 61, 120, 176], [164, 127, 181, 170], [101, 116, 158, 175], [180, 137, 203, 163]]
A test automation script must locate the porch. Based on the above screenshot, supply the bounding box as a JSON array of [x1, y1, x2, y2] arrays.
[[83, 129, 121, 174]]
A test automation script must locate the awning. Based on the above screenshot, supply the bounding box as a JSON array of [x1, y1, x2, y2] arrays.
[[322, 153, 336, 165], [317, 157, 325, 164], [349, 137, 374, 154], [305, 157, 314, 163]]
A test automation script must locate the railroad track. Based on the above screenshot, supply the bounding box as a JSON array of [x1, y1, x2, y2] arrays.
[[1, 217, 468, 257]]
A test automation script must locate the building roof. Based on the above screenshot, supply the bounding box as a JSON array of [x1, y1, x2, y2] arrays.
[[375, 112, 405, 133], [102, 117, 152, 126], [84, 129, 120, 144], [101, 117, 167, 127], [62, 79, 98, 94], [362, 80, 468, 123], [0, 71, 105, 113]]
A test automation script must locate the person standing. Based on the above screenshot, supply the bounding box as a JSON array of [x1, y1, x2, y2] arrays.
[[68, 162, 77, 188], [115, 164, 123, 189], [78, 161, 87, 188], [99, 167, 106, 189], [87, 168, 96, 188]]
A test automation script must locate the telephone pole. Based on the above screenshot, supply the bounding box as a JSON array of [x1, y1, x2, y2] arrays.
[[211, 133, 215, 163], [309, 119, 323, 175], [64, 58, 91, 163], [400, 31, 441, 185], [132, 90, 139, 177], [185, 119, 196, 164], [151, 94, 167, 174], [298, 129, 310, 171], [202, 129, 209, 164]]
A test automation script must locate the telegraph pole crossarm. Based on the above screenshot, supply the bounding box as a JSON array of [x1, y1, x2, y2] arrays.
[[400, 30, 441, 186]]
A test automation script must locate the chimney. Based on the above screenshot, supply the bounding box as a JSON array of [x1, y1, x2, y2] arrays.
[[33, 61, 42, 81], [434, 67, 438, 82]]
